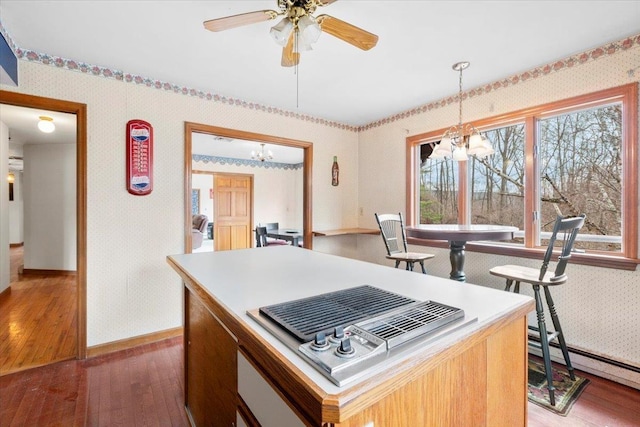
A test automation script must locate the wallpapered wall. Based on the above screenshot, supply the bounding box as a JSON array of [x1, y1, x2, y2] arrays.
[[1, 29, 638, 386], [356, 41, 640, 385], [1, 59, 359, 346]]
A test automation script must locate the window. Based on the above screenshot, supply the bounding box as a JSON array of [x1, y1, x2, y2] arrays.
[[407, 84, 638, 268]]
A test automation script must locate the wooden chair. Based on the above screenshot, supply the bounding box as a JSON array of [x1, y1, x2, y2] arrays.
[[374, 213, 435, 274], [489, 214, 586, 406]]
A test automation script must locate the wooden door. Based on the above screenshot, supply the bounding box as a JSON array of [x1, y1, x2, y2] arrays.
[[214, 173, 253, 251]]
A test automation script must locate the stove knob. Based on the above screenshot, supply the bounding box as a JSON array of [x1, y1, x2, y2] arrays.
[[336, 338, 356, 358], [329, 326, 345, 344], [310, 332, 330, 351]]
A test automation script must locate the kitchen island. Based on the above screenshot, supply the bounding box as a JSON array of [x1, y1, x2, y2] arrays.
[[167, 246, 534, 427]]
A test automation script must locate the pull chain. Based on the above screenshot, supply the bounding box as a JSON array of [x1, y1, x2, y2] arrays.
[[295, 30, 299, 108]]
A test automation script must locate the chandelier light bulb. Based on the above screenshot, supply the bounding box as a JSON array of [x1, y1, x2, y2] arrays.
[[251, 143, 273, 162]]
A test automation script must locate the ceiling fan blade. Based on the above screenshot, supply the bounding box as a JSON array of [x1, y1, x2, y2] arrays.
[[317, 0, 339, 5], [281, 33, 300, 67], [317, 15, 378, 51], [203, 10, 277, 32]]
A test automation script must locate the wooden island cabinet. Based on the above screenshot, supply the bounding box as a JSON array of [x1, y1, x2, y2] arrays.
[[168, 246, 534, 427]]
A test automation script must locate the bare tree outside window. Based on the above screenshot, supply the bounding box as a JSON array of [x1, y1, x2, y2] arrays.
[[419, 157, 459, 224], [409, 84, 636, 262], [470, 124, 525, 237], [539, 103, 622, 251]]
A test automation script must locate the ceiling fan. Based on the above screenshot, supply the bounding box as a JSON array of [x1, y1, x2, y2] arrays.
[[203, 0, 379, 67]]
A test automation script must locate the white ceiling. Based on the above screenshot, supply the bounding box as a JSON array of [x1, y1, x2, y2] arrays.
[[1, 1, 639, 128], [193, 132, 304, 164], [0, 104, 76, 146]]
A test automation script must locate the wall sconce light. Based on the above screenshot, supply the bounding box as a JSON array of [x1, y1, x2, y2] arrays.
[[38, 116, 55, 133]]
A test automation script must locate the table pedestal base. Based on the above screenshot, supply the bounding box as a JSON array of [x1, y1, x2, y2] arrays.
[[449, 241, 466, 282]]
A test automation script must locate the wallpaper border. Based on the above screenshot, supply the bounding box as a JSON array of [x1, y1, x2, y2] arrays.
[[0, 20, 637, 133], [192, 154, 303, 170]]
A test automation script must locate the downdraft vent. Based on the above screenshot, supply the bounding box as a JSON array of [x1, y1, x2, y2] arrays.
[[358, 300, 464, 349]]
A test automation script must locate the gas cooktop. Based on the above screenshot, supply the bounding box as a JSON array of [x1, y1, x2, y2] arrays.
[[248, 285, 477, 386]]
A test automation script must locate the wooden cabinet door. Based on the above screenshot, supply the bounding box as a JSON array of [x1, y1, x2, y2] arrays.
[[185, 289, 237, 426], [214, 174, 252, 251]]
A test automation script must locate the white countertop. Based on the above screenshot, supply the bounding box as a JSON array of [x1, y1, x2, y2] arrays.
[[168, 246, 533, 394]]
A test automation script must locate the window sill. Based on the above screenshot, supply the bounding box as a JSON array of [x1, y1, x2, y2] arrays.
[[406, 238, 639, 271]]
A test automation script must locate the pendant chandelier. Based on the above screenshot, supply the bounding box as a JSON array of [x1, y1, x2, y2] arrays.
[[430, 62, 494, 161], [251, 143, 273, 162]]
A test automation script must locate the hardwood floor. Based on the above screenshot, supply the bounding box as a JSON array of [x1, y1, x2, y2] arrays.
[[1, 246, 638, 425], [0, 246, 77, 376], [0, 337, 188, 426], [1, 336, 639, 426]]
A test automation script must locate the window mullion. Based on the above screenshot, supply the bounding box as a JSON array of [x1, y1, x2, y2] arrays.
[[524, 115, 537, 248]]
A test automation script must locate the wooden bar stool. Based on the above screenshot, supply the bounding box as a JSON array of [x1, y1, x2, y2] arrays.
[[489, 214, 585, 406], [375, 212, 435, 274]]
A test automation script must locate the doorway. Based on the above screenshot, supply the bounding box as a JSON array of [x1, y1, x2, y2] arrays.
[[0, 90, 87, 368], [184, 122, 313, 253], [191, 171, 214, 252]]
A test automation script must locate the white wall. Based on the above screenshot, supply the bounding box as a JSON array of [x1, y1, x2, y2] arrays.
[[0, 121, 9, 293], [8, 142, 23, 244], [23, 143, 76, 271]]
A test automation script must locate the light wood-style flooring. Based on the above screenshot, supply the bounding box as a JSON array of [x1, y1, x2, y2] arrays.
[[1, 246, 638, 426], [0, 246, 77, 376]]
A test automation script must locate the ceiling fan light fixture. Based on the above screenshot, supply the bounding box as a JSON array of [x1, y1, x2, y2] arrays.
[[38, 116, 55, 133], [298, 15, 321, 44], [270, 17, 293, 46], [293, 30, 314, 53]]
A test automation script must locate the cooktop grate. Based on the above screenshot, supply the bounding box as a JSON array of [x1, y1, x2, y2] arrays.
[[259, 285, 417, 342]]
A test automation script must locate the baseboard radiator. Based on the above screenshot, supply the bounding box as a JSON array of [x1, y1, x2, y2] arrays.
[[529, 337, 640, 390]]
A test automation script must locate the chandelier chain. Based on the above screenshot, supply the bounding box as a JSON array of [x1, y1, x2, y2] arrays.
[[458, 66, 463, 127]]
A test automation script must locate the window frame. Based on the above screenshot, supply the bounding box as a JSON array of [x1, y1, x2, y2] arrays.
[[406, 83, 638, 270]]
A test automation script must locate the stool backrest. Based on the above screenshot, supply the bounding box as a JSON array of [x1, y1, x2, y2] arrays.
[[540, 214, 586, 282], [375, 212, 409, 256]]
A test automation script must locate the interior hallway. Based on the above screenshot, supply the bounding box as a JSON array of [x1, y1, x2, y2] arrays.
[[0, 245, 76, 376]]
